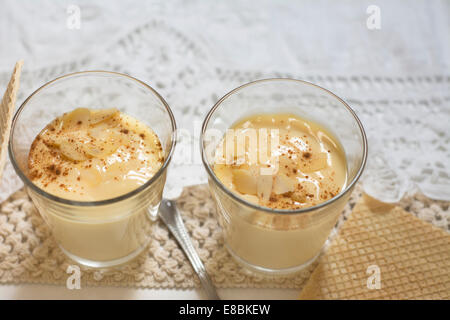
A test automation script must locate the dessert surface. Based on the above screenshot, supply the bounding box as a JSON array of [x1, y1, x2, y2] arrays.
[[213, 113, 347, 210], [28, 108, 164, 201]]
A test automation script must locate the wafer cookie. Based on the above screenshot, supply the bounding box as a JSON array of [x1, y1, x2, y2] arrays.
[[0, 61, 23, 180], [299, 194, 450, 299]]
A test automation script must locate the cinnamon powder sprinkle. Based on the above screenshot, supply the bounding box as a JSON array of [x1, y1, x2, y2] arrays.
[[303, 152, 312, 159], [28, 108, 169, 201]]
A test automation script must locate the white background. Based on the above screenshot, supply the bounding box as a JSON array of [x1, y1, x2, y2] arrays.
[[1, 0, 449, 74]]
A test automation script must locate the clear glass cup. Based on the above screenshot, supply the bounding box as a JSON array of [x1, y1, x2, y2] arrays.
[[201, 78, 367, 276], [9, 71, 176, 268]]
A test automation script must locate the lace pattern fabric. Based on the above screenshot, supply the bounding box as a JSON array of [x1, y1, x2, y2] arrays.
[[1, 19, 449, 204]]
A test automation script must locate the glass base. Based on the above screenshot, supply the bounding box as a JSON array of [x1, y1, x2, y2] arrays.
[[225, 244, 320, 277], [59, 240, 149, 268]]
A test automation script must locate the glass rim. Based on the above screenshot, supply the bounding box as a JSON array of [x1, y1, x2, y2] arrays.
[[8, 70, 177, 207], [200, 78, 368, 215]]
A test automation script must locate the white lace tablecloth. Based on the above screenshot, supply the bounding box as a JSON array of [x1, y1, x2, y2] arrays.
[[0, 0, 449, 299]]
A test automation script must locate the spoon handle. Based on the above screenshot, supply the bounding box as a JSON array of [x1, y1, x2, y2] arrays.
[[159, 199, 220, 300]]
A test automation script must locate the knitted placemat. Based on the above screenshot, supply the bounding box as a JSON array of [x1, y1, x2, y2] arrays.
[[0, 184, 448, 290], [299, 194, 450, 299], [0, 184, 364, 289]]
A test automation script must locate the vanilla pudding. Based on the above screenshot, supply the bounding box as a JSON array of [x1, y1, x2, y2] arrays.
[[28, 107, 164, 201], [26, 108, 165, 265], [214, 113, 347, 209], [8, 71, 177, 268], [211, 113, 348, 271]]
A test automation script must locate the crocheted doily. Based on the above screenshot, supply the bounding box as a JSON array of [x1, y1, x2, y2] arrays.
[[0, 183, 448, 288]]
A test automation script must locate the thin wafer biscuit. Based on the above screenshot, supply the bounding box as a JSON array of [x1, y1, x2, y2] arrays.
[[299, 194, 450, 299], [0, 61, 23, 180]]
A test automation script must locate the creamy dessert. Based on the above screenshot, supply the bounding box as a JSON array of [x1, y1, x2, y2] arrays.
[[26, 108, 165, 264], [28, 108, 164, 201], [211, 113, 348, 271], [213, 113, 347, 209]]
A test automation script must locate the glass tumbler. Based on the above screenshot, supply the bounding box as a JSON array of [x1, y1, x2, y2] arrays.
[[9, 71, 176, 268], [201, 79, 367, 275]]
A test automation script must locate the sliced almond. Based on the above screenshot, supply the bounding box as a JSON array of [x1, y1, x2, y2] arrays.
[[232, 168, 257, 195], [273, 174, 296, 195], [85, 128, 122, 158], [89, 108, 119, 125], [61, 108, 91, 129], [87, 123, 110, 140], [257, 174, 273, 202], [58, 140, 89, 161], [84, 141, 119, 158]]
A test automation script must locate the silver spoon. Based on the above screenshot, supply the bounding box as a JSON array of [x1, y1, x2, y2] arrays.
[[159, 199, 220, 300]]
